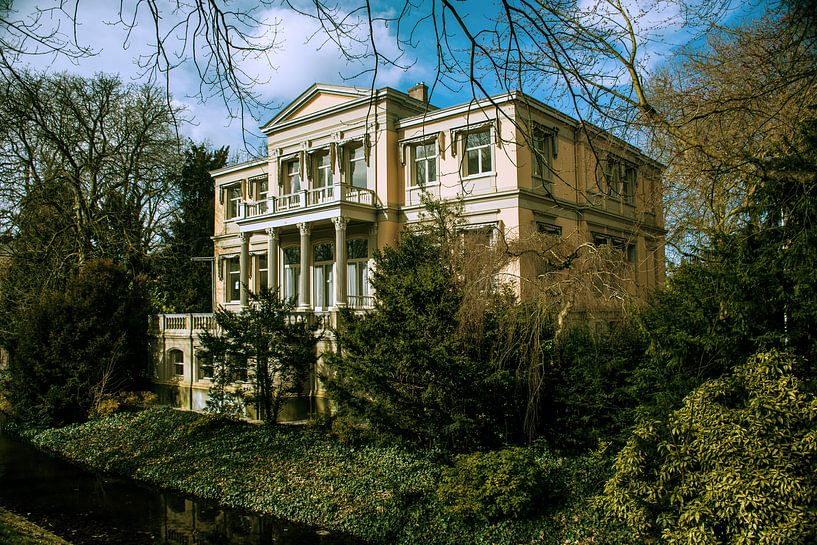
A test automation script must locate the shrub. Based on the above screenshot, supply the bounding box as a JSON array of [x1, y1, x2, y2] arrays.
[[599, 350, 817, 544], [437, 447, 544, 522], [90, 391, 158, 418]]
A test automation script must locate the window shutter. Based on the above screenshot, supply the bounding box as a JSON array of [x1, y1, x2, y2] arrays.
[[364, 134, 371, 166]]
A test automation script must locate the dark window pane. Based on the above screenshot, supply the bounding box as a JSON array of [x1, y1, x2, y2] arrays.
[[283, 247, 300, 265], [313, 242, 334, 262], [347, 239, 369, 259]]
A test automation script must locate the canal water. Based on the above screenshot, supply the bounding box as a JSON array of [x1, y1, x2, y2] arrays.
[[0, 421, 360, 545]]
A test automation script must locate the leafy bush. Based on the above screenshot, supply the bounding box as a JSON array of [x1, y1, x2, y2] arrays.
[[599, 350, 817, 544], [437, 447, 544, 521], [90, 391, 158, 418]]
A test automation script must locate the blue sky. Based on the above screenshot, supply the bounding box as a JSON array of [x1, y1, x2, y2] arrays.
[[6, 0, 772, 155]]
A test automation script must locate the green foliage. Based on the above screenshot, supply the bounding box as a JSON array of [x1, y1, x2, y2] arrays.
[[197, 289, 318, 422], [599, 350, 817, 544], [326, 225, 518, 452], [437, 447, 544, 522], [3, 259, 151, 427], [636, 119, 817, 419], [26, 407, 608, 545], [546, 322, 646, 452], [153, 142, 228, 312]]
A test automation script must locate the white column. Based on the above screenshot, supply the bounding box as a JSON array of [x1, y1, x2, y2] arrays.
[[266, 227, 279, 296], [239, 232, 250, 308], [333, 217, 348, 308], [297, 222, 311, 309]]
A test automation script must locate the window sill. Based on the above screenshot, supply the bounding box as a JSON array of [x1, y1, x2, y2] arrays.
[[407, 182, 441, 190], [461, 171, 496, 181]]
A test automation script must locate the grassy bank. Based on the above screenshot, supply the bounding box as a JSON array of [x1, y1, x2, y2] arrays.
[[22, 407, 610, 545], [0, 507, 71, 545]]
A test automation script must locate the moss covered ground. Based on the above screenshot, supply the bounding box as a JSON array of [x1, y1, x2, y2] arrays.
[[23, 407, 610, 545]]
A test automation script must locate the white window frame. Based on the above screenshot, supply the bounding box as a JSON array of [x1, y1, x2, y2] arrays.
[[313, 241, 334, 309], [463, 129, 493, 177], [226, 257, 240, 302], [458, 223, 497, 247], [225, 184, 241, 219], [258, 253, 268, 292], [347, 143, 368, 189], [314, 151, 332, 188], [283, 246, 300, 304], [346, 238, 370, 308], [253, 175, 269, 213], [169, 349, 184, 377], [281, 158, 301, 195], [411, 141, 438, 187]]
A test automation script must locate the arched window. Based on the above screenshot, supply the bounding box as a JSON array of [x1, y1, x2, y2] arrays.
[[168, 349, 184, 377]]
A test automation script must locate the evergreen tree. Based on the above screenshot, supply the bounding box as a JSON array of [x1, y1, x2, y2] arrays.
[[326, 226, 518, 452], [197, 289, 318, 422], [154, 142, 228, 312], [3, 260, 151, 427]]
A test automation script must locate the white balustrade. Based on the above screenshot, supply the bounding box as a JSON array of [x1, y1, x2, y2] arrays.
[[240, 184, 377, 218]]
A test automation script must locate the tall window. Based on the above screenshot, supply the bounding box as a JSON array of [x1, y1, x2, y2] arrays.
[[198, 353, 213, 380], [532, 128, 555, 180], [226, 257, 240, 302], [348, 144, 367, 188], [605, 158, 636, 203], [169, 349, 184, 377], [465, 130, 492, 176], [254, 176, 269, 213], [225, 184, 241, 219], [313, 242, 334, 308], [281, 159, 300, 194], [283, 247, 300, 303], [258, 254, 268, 292], [347, 239, 370, 308], [314, 152, 331, 188], [413, 142, 437, 187]]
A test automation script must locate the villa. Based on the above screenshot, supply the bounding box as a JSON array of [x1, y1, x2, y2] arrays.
[[152, 83, 665, 418]]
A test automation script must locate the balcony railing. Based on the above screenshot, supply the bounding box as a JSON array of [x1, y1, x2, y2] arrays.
[[243, 183, 376, 219], [153, 303, 372, 337], [152, 313, 216, 334]]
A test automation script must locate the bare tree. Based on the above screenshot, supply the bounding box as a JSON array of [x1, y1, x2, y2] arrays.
[[0, 70, 182, 289], [0, 0, 282, 131]]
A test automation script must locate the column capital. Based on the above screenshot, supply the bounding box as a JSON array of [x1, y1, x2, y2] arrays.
[[239, 232, 249, 243], [297, 222, 311, 236], [265, 227, 279, 239], [332, 216, 349, 231]]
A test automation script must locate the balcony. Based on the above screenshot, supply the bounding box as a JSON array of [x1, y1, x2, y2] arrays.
[[152, 300, 374, 337], [243, 183, 376, 219], [151, 313, 216, 335]]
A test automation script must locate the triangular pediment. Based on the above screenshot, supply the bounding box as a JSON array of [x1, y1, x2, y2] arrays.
[[261, 84, 372, 131]]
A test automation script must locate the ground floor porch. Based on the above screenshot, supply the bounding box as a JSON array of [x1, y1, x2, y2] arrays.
[[150, 311, 335, 422]]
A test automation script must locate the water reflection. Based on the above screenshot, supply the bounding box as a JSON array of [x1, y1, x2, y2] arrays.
[[160, 495, 342, 545], [0, 426, 357, 545]]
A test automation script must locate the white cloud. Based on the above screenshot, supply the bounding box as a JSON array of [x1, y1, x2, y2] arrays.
[[9, 0, 429, 150]]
